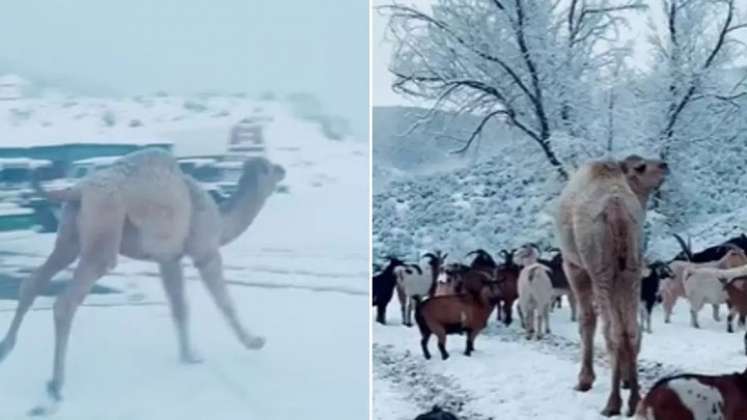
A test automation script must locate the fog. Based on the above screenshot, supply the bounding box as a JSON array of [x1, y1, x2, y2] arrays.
[[0, 0, 368, 136]]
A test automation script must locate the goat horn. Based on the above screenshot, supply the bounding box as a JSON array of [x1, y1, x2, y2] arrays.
[[672, 233, 693, 261]]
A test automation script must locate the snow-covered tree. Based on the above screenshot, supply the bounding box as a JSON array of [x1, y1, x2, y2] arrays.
[[380, 0, 645, 179], [641, 0, 747, 228]]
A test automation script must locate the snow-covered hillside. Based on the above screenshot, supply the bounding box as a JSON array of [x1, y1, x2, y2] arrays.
[[373, 109, 747, 262], [0, 92, 355, 154], [0, 94, 368, 419]]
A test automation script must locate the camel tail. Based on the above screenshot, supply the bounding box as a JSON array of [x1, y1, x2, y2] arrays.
[[605, 197, 633, 273], [31, 176, 81, 202]]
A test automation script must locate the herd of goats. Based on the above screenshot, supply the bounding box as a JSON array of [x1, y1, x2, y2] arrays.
[[373, 156, 747, 419]]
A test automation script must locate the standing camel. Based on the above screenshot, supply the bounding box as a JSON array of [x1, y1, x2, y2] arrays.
[[0, 148, 285, 415], [555, 155, 667, 417]]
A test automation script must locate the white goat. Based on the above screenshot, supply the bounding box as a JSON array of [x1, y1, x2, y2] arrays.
[[394, 263, 434, 326], [517, 262, 554, 340], [683, 263, 747, 329], [661, 247, 747, 323]]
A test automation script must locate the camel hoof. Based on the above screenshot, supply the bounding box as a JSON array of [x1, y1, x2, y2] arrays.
[[180, 352, 204, 364], [575, 382, 593, 392], [245, 336, 266, 350]]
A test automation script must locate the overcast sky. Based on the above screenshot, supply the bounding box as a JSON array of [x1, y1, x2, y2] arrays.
[[372, 0, 747, 107], [0, 0, 368, 135]]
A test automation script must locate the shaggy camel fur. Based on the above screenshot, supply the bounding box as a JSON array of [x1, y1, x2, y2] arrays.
[[0, 148, 285, 415], [555, 155, 667, 417]]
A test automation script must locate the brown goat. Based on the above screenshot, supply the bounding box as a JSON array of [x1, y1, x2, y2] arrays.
[[556, 155, 668, 417], [721, 277, 747, 354], [415, 267, 500, 360], [635, 370, 747, 419]]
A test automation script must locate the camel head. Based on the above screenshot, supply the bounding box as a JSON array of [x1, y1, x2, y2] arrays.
[[620, 155, 668, 194], [218, 157, 286, 245], [241, 156, 286, 198]]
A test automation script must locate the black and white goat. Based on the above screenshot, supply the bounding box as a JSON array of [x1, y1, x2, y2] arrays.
[[372, 257, 405, 324]]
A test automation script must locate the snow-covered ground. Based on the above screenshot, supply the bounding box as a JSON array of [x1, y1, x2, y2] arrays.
[[373, 301, 747, 420], [0, 96, 369, 419]]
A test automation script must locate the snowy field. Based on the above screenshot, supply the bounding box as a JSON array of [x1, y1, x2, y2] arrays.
[[373, 299, 747, 420], [0, 97, 369, 419]]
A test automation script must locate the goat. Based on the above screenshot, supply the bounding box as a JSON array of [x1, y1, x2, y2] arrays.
[[494, 249, 520, 326], [639, 261, 672, 334], [538, 251, 577, 322], [394, 262, 432, 327], [661, 239, 747, 323], [466, 249, 497, 271], [372, 257, 405, 324], [424, 251, 448, 296], [720, 277, 747, 353], [415, 266, 500, 360], [414, 406, 459, 420], [672, 233, 746, 263], [517, 263, 554, 340], [635, 369, 747, 419], [682, 252, 747, 329]]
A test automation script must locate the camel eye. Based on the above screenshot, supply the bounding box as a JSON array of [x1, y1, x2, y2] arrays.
[[634, 164, 646, 173]]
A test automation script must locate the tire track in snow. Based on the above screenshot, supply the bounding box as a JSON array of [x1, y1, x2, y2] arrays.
[[373, 343, 494, 420], [374, 324, 684, 420]]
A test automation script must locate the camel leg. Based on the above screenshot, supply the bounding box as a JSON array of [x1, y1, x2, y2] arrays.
[[159, 260, 201, 364], [0, 204, 80, 362], [568, 290, 577, 322], [0, 236, 79, 361], [195, 252, 265, 350], [712, 304, 721, 322], [564, 262, 596, 391], [544, 305, 551, 334], [30, 195, 123, 417], [600, 309, 622, 416]]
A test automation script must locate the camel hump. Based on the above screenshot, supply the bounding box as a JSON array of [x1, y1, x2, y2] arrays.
[[588, 161, 623, 180], [604, 196, 633, 272], [39, 186, 82, 202]]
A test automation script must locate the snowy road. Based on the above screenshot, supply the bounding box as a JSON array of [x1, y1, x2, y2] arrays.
[[373, 301, 747, 419], [0, 104, 370, 419]]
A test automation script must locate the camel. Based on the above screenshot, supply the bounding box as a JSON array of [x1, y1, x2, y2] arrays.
[[0, 148, 285, 415], [555, 155, 667, 417]]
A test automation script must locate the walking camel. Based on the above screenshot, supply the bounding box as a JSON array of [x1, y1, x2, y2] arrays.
[[555, 155, 668, 417], [0, 148, 285, 415]]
